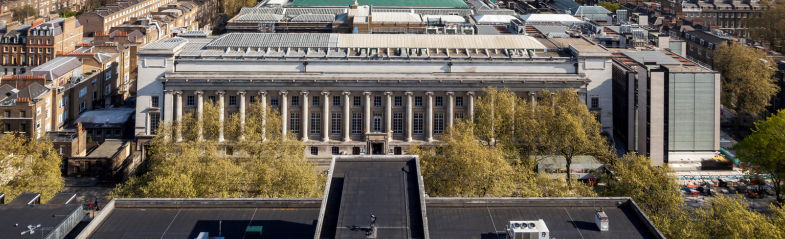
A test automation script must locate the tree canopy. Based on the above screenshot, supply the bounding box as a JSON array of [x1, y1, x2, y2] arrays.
[[411, 87, 605, 197], [112, 101, 325, 198], [732, 109, 785, 203], [598, 1, 621, 13], [714, 41, 779, 121], [0, 133, 64, 203], [12, 5, 37, 22]]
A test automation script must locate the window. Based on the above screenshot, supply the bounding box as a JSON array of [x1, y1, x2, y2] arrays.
[[291, 96, 299, 106], [310, 113, 320, 134], [93, 92, 98, 101], [455, 113, 464, 120], [413, 113, 423, 134], [124, 60, 129, 68], [271, 96, 279, 106], [46, 109, 50, 119], [353, 96, 361, 106], [36, 107, 41, 115], [150, 113, 160, 134], [393, 113, 403, 134], [434, 113, 444, 134], [331, 113, 341, 134], [151, 96, 159, 107], [187, 96, 195, 106], [289, 113, 300, 134], [706, 52, 711, 59], [208, 96, 216, 103], [20, 123, 26, 132], [105, 86, 111, 95], [374, 96, 381, 106], [373, 113, 382, 132], [4, 111, 9, 117], [415, 96, 422, 106], [79, 102, 87, 112], [92, 78, 97, 87], [310, 147, 318, 155], [333, 96, 340, 106], [394, 96, 402, 106], [312, 96, 320, 106], [124, 73, 129, 83], [250, 96, 257, 103], [690, 44, 694, 51], [456, 96, 463, 107], [229, 96, 236, 106], [20, 111, 26, 117], [79, 87, 87, 98], [435, 96, 443, 106], [332, 147, 339, 155], [105, 70, 112, 80], [351, 113, 362, 134], [591, 97, 599, 109]]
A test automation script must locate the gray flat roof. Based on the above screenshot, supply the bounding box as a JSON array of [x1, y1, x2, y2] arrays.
[[621, 51, 682, 65], [85, 199, 322, 239], [426, 198, 659, 239], [75, 108, 134, 126]]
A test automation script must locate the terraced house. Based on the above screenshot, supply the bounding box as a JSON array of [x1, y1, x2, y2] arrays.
[[0, 17, 83, 76]]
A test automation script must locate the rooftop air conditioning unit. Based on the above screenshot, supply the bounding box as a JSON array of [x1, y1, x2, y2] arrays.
[[507, 220, 549, 239], [595, 208, 609, 231]]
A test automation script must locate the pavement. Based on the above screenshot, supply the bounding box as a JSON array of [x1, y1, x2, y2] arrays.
[[61, 177, 115, 218], [682, 191, 776, 212]]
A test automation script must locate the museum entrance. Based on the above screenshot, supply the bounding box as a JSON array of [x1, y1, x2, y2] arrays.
[[365, 132, 388, 155]]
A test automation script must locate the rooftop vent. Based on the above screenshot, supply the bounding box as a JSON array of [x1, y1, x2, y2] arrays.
[[595, 208, 609, 231], [507, 220, 549, 239]]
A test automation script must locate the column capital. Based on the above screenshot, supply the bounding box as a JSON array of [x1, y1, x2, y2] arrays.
[[322, 91, 331, 96], [237, 90, 246, 96], [342, 91, 351, 96], [174, 90, 183, 96], [404, 91, 413, 96], [195, 90, 204, 95], [164, 90, 173, 94], [384, 91, 393, 96], [445, 91, 454, 96], [216, 90, 225, 96], [362, 91, 372, 96], [300, 91, 309, 96], [466, 91, 475, 96], [280, 91, 288, 96], [258, 90, 267, 96], [425, 91, 434, 96], [529, 92, 536, 96]]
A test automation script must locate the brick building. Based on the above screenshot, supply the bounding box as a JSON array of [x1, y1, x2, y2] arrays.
[[0, 0, 86, 18], [0, 17, 83, 76], [77, 0, 177, 36], [0, 79, 53, 138]]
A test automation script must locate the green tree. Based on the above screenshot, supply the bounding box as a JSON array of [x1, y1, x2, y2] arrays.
[[112, 101, 325, 198], [542, 90, 612, 185], [714, 41, 779, 130], [602, 154, 699, 238], [732, 109, 785, 203], [0, 133, 64, 203], [695, 195, 782, 239], [58, 7, 80, 18], [222, 0, 258, 20], [410, 120, 595, 197], [12, 4, 37, 22], [598, 1, 621, 12]]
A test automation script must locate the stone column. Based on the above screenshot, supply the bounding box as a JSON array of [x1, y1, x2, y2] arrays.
[[174, 91, 183, 141], [322, 91, 330, 142], [363, 92, 371, 134], [238, 90, 246, 140], [280, 91, 288, 137], [425, 92, 434, 142], [217, 90, 225, 142], [259, 91, 267, 140], [163, 90, 173, 124], [530, 92, 536, 112], [446, 92, 454, 127], [196, 90, 204, 141], [384, 92, 392, 141], [467, 91, 475, 122], [405, 92, 413, 142], [342, 92, 351, 142], [301, 91, 309, 141]]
